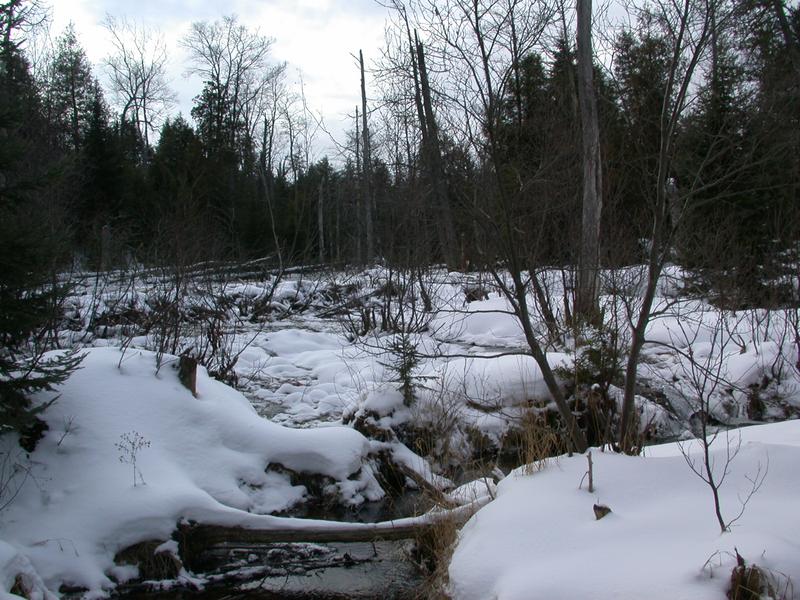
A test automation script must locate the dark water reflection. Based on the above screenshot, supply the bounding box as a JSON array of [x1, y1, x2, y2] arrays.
[[116, 494, 430, 599], [123, 540, 422, 600]]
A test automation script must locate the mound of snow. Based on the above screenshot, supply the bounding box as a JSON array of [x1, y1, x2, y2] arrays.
[[0, 347, 382, 596], [449, 420, 800, 600], [363, 387, 406, 418]]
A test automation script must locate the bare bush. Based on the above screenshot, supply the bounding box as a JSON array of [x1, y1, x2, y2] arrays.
[[670, 309, 769, 532]]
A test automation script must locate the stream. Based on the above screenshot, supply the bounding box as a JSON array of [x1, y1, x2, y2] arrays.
[[136, 541, 423, 599], [116, 493, 432, 599]]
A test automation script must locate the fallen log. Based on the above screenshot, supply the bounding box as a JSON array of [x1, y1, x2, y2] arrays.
[[395, 463, 458, 509], [176, 496, 490, 571]]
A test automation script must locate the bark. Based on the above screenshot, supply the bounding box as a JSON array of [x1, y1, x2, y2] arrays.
[[317, 177, 325, 263], [408, 30, 427, 141], [359, 50, 375, 261], [176, 497, 488, 571], [415, 38, 459, 271], [575, 0, 602, 323], [355, 105, 362, 262]]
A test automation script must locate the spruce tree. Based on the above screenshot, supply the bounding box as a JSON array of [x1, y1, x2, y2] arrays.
[[44, 24, 98, 152], [0, 2, 82, 450]]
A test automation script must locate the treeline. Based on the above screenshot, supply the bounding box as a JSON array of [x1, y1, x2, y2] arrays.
[[1, 0, 798, 277]]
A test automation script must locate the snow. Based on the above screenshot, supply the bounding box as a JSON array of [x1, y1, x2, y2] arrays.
[[431, 296, 526, 347], [363, 387, 405, 417], [433, 352, 572, 408], [448, 478, 497, 505], [448, 420, 800, 600], [0, 347, 382, 596], [3, 265, 799, 597], [0, 540, 55, 600]]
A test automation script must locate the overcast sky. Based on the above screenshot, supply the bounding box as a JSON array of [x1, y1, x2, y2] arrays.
[[50, 0, 390, 159]]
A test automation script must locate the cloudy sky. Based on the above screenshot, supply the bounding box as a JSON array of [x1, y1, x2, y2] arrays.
[[50, 0, 390, 158]]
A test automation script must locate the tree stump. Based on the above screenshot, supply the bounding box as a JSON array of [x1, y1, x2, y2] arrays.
[[178, 355, 197, 396]]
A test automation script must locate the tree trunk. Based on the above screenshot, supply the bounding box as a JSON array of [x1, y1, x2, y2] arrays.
[[317, 177, 325, 263], [359, 50, 375, 262], [415, 38, 459, 271], [770, 0, 800, 76], [575, 0, 603, 323], [176, 497, 488, 572], [354, 105, 362, 263]]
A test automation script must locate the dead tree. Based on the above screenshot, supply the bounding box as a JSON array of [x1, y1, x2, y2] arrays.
[[575, 0, 602, 323], [317, 176, 325, 263], [414, 35, 460, 271], [359, 50, 375, 262]]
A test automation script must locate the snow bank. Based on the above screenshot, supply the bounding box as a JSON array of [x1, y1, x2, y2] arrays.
[[432, 352, 571, 408], [0, 347, 382, 596], [448, 420, 800, 600], [431, 297, 526, 347]]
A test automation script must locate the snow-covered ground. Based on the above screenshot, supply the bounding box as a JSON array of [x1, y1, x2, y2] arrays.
[[449, 420, 800, 600], [56, 265, 800, 438], [2, 264, 798, 598], [1, 347, 386, 596]]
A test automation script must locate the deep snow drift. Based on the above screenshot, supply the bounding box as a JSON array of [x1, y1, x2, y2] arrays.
[[449, 420, 800, 600], [0, 347, 385, 596]]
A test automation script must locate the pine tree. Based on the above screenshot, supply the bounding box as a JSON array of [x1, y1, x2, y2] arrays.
[[0, 4, 82, 450], [613, 29, 670, 205], [79, 87, 126, 266], [44, 24, 99, 152]]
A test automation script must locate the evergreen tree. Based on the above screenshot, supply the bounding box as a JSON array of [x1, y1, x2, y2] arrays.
[[677, 35, 752, 268], [0, 3, 82, 449], [149, 116, 215, 264], [611, 27, 671, 256], [44, 24, 100, 152], [79, 86, 126, 265], [675, 2, 799, 302]]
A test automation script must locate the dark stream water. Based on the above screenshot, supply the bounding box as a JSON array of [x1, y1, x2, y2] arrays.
[[114, 493, 432, 599], [144, 540, 422, 599]]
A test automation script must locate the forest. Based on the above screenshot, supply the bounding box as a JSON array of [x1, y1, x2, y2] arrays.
[[1, 0, 796, 272]]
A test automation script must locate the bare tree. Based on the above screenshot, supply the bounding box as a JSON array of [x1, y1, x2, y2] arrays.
[[103, 15, 174, 149], [414, 34, 460, 271], [255, 61, 287, 267], [575, 0, 602, 322], [768, 0, 800, 76], [181, 15, 274, 158], [1, 0, 47, 54], [616, 0, 726, 449], [664, 308, 769, 533], [359, 49, 375, 262], [383, 0, 589, 453]]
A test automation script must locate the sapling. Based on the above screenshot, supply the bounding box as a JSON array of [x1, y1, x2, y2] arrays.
[[56, 416, 76, 448], [0, 448, 32, 513], [671, 309, 768, 533], [115, 431, 151, 486]]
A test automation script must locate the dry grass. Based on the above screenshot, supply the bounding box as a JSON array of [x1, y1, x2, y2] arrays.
[[517, 411, 566, 476], [410, 508, 462, 600], [728, 551, 794, 600]]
